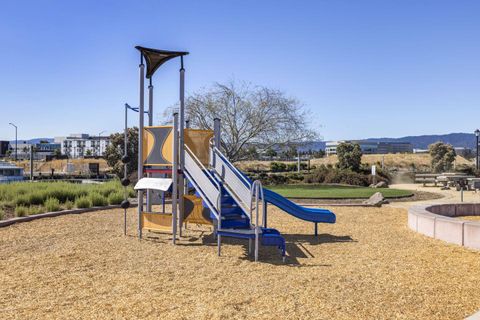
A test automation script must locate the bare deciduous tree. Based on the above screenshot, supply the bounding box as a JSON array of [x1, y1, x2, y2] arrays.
[[181, 81, 317, 161]]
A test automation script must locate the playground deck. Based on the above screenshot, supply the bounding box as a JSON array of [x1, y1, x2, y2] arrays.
[[1, 205, 480, 319]]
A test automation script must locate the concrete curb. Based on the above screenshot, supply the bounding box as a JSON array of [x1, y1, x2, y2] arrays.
[[408, 203, 480, 250], [0, 205, 122, 228], [466, 310, 480, 319], [297, 203, 378, 207]]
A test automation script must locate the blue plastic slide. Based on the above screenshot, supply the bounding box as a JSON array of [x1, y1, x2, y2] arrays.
[[214, 150, 336, 224], [263, 188, 336, 224]]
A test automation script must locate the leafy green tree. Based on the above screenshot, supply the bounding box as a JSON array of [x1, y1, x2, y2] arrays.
[[336, 142, 362, 172], [104, 127, 139, 179], [244, 146, 259, 160], [265, 147, 277, 160], [283, 145, 298, 159], [429, 142, 456, 173]]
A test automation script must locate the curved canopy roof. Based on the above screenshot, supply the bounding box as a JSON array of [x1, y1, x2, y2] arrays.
[[135, 46, 189, 78]]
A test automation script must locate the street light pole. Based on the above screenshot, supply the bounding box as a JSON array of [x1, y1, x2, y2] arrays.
[[475, 129, 480, 171], [8, 123, 17, 161]]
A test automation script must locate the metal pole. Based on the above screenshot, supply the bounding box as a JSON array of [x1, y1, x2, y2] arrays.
[[214, 118, 221, 149], [124, 104, 128, 236], [178, 57, 185, 236], [213, 118, 221, 169], [15, 126, 17, 161], [29, 145, 34, 180], [476, 134, 479, 171], [172, 113, 179, 244], [254, 184, 260, 262], [297, 151, 301, 173], [138, 56, 145, 239], [146, 78, 154, 212]]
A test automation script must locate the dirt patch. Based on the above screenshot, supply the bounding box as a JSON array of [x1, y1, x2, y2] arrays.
[[1, 205, 480, 319]]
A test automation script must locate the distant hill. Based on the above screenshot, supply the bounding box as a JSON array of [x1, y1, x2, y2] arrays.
[[363, 133, 476, 150], [301, 133, 477, 151], [9, 138, 54, 144]]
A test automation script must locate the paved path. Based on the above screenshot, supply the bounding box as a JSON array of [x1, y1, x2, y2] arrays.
[[389, 183, 480, 209]]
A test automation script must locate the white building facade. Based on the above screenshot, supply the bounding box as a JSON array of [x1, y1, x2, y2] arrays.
[[54, 134, 111, 158]]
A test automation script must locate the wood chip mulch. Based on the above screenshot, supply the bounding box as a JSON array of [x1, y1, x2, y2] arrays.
[[1, 205, 479, 319]]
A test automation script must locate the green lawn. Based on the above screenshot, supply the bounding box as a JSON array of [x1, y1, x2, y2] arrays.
[[267, 184, 413, 199]]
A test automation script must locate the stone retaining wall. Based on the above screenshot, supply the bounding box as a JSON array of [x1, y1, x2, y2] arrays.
[[408, 204, 480, 250]]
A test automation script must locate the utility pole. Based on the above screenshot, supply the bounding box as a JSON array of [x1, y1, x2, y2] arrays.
[[29, 145, 34, 181], [475, 129, 480, 171]]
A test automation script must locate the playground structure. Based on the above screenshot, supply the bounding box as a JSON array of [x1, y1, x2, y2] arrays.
[[123, 46, 336, 262]]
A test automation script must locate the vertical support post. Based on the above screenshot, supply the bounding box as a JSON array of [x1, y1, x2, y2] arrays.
[[183, 119, 190, 210], [475, 133, 479, 171], [146, 78, 154, 212], [212, 118, 221, 169], [14, 126, 17, 161], [124, 104, 128, 236], [254, 184, 260, 262], [297, 151, 301, 173], [263, 202, 268, 228], [29, 145, 34, 181], [214, 118, 221, 149], [178, 57, 185, 236], [137, 56, 145, 239], [314, 223, 318, 237], [172, 113, 179, 244]]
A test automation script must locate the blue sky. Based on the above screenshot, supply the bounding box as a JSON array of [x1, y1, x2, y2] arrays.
[[1, 0, 479, 142]]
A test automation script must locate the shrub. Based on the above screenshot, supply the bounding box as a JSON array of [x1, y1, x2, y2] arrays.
[[286, 163, 297, 172], [0, 209, 3, 220], [286, 173, 304, 182], [108, 192, 124, 205], [270, 162, 287, 172], [15, 206, 28, 217], [89, 193, 108, 207], [28, 192, 46, 206], [304, 166, 370, 186], [15, 195, 30, 207], [28, 206, 45, 215], [45, 198, 61, 212], [45, 189, 77, 203], [429, 142, 456, 173], [75, 196, 92, 209], [337, 142, 363, 172], [128, 187, 136, 198], [64, 200, 74, 210], [266, 174, 289, 185]]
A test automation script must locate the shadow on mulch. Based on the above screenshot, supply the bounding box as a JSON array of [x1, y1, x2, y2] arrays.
[[132, 229, 354, 266]]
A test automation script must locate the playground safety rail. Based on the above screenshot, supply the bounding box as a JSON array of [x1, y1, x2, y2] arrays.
[[210, 145, 267, 227]]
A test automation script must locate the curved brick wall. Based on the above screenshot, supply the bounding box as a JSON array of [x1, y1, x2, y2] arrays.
[[408, 204, 480, 250]]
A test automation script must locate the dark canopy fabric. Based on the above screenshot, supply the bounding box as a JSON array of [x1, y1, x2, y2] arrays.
[[135, 46, 189, 78]]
